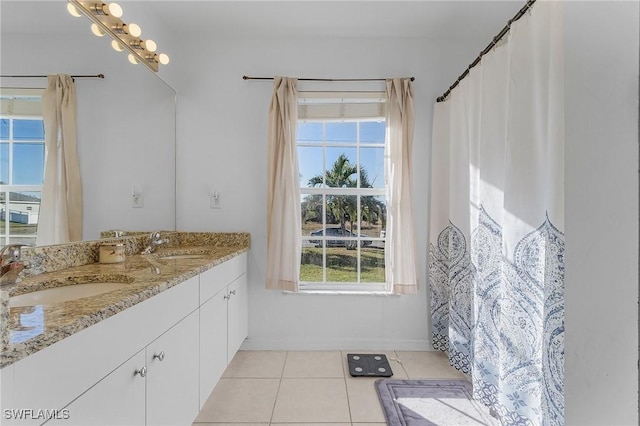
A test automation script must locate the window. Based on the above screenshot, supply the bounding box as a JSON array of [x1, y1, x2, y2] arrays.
[[297, 92, 387, 292], [0, 89, 45, 245]]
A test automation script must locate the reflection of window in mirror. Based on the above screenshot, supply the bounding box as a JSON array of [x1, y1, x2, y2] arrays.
[[0, 88, 45, 246]]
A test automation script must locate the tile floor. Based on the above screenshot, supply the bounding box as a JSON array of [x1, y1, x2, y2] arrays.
[[192, 350, 467, 425]]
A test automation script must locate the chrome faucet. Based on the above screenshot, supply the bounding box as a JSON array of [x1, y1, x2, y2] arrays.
[[0, 244, 31, 287], [141, 231, 167, 255]]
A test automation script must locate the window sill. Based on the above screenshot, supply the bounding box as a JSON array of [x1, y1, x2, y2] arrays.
[[284, 289, 398, 296]]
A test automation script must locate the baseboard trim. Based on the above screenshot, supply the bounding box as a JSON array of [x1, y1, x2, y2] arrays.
[[240, 337, 433, 352]]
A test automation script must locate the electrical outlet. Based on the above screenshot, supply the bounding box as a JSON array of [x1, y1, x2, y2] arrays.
[[210, 191, 221, 209], [133, 194, 144, 208]]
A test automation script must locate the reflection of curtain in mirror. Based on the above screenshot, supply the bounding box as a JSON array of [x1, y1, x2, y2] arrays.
[[37, 74, 82, 246], [429, 1, 564, 425]]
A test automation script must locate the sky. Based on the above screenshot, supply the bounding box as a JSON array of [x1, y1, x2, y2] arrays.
[[0, 118, 45, 186], [0, 117, 385, 192], [297, 120, 385, 189]]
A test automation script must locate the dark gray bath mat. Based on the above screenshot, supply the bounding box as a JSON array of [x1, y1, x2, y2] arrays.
[[347, 353, 393, 377], [375, 379, 499, 425]]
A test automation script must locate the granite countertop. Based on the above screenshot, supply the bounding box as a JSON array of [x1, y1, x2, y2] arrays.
[[1, 243, 248, 369]]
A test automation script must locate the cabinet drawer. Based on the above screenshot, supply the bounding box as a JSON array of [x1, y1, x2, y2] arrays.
[[199, 253, 247, 303]]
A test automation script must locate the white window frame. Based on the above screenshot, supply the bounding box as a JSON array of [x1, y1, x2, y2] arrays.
[[298, 92, 388, 293], [0, 89, 45, 246]]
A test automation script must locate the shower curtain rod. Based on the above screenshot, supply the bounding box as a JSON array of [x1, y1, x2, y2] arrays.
[[436, 0, 536, 103], [0, 74, 105, 80], [243, 75, 414, 82]]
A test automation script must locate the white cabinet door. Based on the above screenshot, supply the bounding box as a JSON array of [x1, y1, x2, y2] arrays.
[[226, 274, 248, 361], [53, 350, 146, 426], [198, 288, 228, 409], [146, 311, 199, 426]]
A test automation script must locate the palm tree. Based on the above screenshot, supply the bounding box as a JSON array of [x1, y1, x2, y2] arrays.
[[306, 153, 385, 244], [358, 168, 381, 228], [308, 154, 356, 235], [308, 153, 357, 188]]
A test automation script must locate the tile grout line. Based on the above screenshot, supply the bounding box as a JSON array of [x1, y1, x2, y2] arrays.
[[394, 350, 411, 379], [268, 350, 289, 425], [341, 350, 354, 425]]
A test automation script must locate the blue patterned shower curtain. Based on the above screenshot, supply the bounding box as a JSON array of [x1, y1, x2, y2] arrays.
[[429, 2, 564, 425]]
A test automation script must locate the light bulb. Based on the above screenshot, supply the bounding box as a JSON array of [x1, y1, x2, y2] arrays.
[[111, 40, 124, 52], [158, 53, 170, 65], [143, 39, 157, 52], [67, 3, 82, 17], [127, 23, 142, 37], [90, 23, 105, 37], [106, 2, 123, 18], [128, 54, 139, 65]]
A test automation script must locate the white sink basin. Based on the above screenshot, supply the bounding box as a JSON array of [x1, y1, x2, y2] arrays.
[[10, 282, 130, 308]]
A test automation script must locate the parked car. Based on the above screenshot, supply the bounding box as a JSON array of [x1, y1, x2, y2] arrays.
[[309, 227, 372, 248]]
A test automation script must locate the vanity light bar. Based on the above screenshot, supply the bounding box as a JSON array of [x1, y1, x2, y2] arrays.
[[66, 1, 170, 73]]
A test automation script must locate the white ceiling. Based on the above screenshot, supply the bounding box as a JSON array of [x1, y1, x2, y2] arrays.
[[1, 1, 523, 40]]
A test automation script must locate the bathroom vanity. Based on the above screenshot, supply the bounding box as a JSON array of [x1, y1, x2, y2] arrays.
[[0, 232, 249, 426]]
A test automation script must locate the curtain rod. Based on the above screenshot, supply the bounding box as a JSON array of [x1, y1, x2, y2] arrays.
[[436, 0, 536, 103], [243, 75, 414, 82], [0, 74, 105, 80]]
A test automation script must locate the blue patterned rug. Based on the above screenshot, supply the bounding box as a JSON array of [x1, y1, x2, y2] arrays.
[[375, 379, 499, 426]]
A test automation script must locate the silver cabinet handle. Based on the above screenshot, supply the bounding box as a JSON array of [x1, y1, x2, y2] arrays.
[[229, 290, 236, 295], [134, 366, 147, 377], [223, 294, 230, 300], [153, 351, 165, 362]]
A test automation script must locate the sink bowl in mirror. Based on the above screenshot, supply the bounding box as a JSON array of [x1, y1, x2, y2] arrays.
[[10, 282, 130, 308]]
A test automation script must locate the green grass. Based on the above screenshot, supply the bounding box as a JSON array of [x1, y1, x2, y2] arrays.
[[300, 246, 385, 283], [0, 221, 37, 235]]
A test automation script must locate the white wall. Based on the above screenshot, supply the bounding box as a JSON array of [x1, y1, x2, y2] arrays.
[[564, 2, 639, 424], [1, 32, 176, 241], [174, 35, 482, 350], [175, 2, 640, 420]]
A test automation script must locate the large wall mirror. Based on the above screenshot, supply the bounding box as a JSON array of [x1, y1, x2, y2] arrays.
[[0, 1, 176, 246]]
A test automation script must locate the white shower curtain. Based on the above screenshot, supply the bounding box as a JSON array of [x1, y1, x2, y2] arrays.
[[37, 74, 83, 246], [429, 2, 564, 425]]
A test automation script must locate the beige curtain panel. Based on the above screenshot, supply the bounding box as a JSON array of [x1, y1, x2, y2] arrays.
[[385, 78, 418, 294], [37, 74, 83, 246], [266, 76, 301, 291]]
